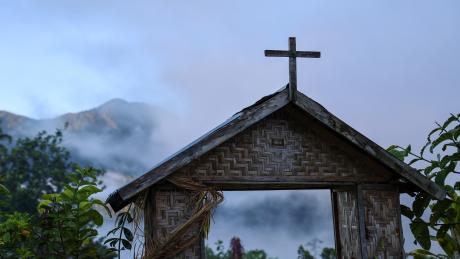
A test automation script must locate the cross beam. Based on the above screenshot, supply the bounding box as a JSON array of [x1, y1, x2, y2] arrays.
[[265, 37, 321, 101]]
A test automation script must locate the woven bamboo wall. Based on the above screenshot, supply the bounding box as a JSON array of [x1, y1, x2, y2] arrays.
[[144, 106, 405, 258], [144, 189, 202, 259], [362, 187, 403, 258], [177, 107, 392, 183], [333, 190, 361, 259]]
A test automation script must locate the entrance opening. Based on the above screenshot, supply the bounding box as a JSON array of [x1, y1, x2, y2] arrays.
[[206, 190, 336, 259]]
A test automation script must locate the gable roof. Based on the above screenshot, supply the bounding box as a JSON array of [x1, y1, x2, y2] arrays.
[[107, 86, 445, 212]]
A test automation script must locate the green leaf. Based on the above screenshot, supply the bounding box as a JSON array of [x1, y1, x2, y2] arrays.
[[435, 170, 449, 186], [436, 225, 455, 256], [413, 194, 431, 218], [79, 201, 92, 210], [388, 149, 406, 161], [410, 219, 431, 250], [61, 188, 74, 200], [427, 127, 441, 142], [78, 185, 102, 196], [104, 237, 118, 245], [408, 249, 436, 256], [0, 184, 9, 195], [431, 131, 454, 153], [123, 227, 134, 241], [400, 205, 414, 219], [444, 185, 456, 199], [445, 208, 457, 220], [92, 199, 112, 217], [122, 239, 132, 250], [37, 200, 53, 213], [430, 200, 452, 224], [106, 227, 120, 237], [454, 182, 460, 190], [87, 209, 104, 226], [441, 115, 457, 130]]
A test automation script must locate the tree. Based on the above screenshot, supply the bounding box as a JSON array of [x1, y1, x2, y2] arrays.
[[206, 240, 231, 259], [0, 167, 113, 258], [0, 126, 113, 258], [245, 249, 269, 259], [205, 238, 277, 259], [230, 237, 244, 259], [320, 247, 336, 259], [297, 245, 314, 259], [1, 130, 103, 214], [388, 113, 460, 258], [2, 130, 72, 214]]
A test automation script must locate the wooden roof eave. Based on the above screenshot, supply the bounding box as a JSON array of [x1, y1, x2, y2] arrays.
[[107, 87, 290, 211], [294, 91, 446, 200], [106, 87, 445, 212]]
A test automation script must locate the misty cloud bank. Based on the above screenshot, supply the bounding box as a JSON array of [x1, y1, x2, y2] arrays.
[[0, 98, 175, 180], [208, 190, 334, 259], [213, 191, 333, 238]]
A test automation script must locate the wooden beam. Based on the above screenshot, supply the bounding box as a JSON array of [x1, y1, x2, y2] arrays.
[[331, 190, 342, 257], [264, 50, 321, 58], [111, 88, 290, 210], [294, 91, 446, 200], [201, 180, 355, 191], [356, 184, 367, 259], [288, 37, 297, 101]]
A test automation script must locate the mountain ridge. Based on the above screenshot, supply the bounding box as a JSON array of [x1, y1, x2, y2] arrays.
[[0, 98, 163, 176]]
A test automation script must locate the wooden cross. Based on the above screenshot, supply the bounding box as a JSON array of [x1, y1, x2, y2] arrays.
[[265, 37, 321, 101]]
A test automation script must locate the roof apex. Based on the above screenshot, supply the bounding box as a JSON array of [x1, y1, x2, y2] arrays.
[[107, 87, 445, 212]]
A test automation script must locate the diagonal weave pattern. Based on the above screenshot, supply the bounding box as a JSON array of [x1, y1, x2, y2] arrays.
[[363, 188, 403, 258], [178, 108, 391, 182], [335, 190, 361, 258], [152, 190, 202, 259]]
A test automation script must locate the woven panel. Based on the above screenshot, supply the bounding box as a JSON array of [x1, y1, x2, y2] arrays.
[[153, 190, 202, 259], [335, 191, 361, 259], [363, 188, 403, 258], [178, 108, 391, 182]]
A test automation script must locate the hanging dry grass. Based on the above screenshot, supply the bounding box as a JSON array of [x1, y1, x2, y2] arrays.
[[129, 175, 223, 259]]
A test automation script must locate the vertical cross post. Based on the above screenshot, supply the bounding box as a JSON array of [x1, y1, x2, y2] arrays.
[[288, 37, 297, 101], [265, 37, 321, 101]]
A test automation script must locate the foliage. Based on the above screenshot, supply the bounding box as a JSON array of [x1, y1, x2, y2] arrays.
[[245, 250, 270, 259], [206, 240, 231, 259], [1, 130, 103, 214], [298, 239, 335, 259], [105, 204, 135, 257], [0, 167, 113, 258], [297, 245, 314, 259], [231, 237, 244, 259], [205, 238, 278, 259], [387, 113, 460, 258], [320, 247, 336, 259], [0, 125, 11, 170], [0, 212, 34, 258], [35, 167, 112, 258]]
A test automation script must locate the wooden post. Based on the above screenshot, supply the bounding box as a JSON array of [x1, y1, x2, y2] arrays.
[[356, 184, 368, 259], [288, 37, 297, 101], [264, 37, 321, 102]]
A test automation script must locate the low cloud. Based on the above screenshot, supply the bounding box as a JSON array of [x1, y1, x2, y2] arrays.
[[213, 191, 333, 238]]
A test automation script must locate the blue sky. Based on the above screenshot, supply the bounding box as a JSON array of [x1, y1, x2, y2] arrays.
[[1, 0, 460, 257]]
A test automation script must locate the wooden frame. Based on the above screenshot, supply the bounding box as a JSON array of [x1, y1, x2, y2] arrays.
[[106, 86, 444, 259]]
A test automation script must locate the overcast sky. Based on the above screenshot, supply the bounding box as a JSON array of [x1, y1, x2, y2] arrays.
[[1, 1, 459, 257]]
